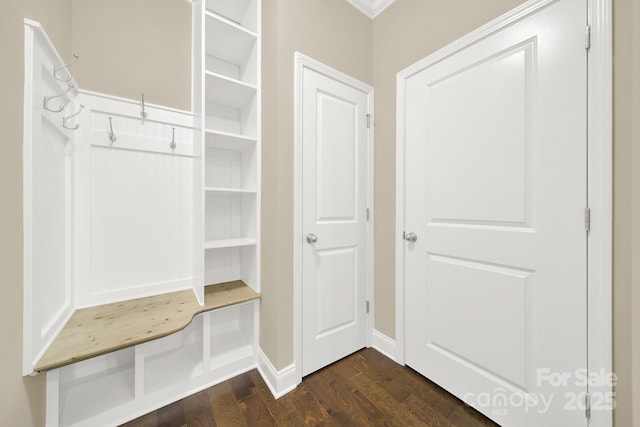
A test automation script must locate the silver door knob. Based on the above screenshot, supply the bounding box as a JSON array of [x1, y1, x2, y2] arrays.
[[306, 233, 318, 244], [405, 232, 417, 243]]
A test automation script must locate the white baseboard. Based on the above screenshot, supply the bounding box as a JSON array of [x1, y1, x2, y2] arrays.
[[372, 329, 397, 362], [257, 347, 298, 399]]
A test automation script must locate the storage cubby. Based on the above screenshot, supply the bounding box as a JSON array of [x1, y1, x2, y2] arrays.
[[141, 316, 204, 395], [204, 246, 257, 290], [197, 0, 260, 295], [207, 302, 255, 368], [57, 348, 135, 427], [205, 144, 256, 190], [205, 14, 257, 85], [205, 95, 257, 137], [205, 192, 256, 242]]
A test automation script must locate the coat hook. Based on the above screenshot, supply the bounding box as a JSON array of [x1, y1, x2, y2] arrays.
[[54, 54, 79, 82], [108, 117, 117, 143], [43, 84, 74, 113], [62, 104, 85, 130], [140, 93, 148, 120], [170, 127, 177, 151]]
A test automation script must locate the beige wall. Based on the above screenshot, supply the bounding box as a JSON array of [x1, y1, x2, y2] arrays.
[[613, 0, 640, 425], [260, 0, 372, 369], [71, 0, 191, 111], [0, 1, 72, 425]]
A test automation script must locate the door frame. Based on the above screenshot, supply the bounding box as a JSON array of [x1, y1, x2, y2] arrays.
[[293, 52, 375, 384], [395, 1, 612, 427]]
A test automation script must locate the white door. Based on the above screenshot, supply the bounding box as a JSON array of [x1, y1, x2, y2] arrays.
[[402, 0, 588, 425], [301, 62, 371, 376]]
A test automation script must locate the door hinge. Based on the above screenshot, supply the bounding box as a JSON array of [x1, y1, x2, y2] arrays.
[[585, 25, 591, 51], [366, 114, 373, 129], [585, 207, 591, 232], [585, 392, 591, 420], [366, 300, 370, 314], [366, 208, 370, 221]]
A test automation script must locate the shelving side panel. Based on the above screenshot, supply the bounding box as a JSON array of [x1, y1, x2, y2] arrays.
[[193, 0, 206, 304], [23, 20, 76, 375]]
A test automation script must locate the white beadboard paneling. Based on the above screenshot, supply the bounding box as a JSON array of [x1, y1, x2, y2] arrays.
[[89, 147, 193, 299], [75, 91, 196, 306]]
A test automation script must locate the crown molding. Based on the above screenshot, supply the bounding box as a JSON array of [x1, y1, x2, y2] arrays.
[[344, 0, 396, 19]]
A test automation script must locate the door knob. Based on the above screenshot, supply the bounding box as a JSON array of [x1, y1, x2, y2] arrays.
[[306, 233, 318, 244], [405, 232, 417, 243]]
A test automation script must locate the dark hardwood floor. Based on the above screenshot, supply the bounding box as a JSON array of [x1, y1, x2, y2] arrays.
[[121, 348, 498, 427]]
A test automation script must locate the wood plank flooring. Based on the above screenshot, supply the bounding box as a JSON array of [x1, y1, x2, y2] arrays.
[[121, 348, 499, 427]]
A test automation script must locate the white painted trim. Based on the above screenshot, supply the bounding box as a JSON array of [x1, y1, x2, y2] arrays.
[[395, 2, 612, 427], [395, 69, 406, 365], [293, 52, 374, 385], [256, 348, 298, 399], [371, 330, 397, 362], [344, 0, 396, 19], [367, 92, 375, 349], [22, 20, 35, 376], [79, 89, 195, 117], [586, 1, 613, 427]]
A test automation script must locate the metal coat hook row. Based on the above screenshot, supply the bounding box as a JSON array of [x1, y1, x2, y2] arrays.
[[53, 54, 79, 82], [62, 104, 85, 131], [43, 84, 74, 113], [170, 127, 177, 151], [107, 117, 117, 143], [140, 93, 148, 120]]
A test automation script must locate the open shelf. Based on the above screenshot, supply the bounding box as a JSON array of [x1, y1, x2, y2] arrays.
[[35, 282, 260, 372], [205, 72, 257, 109], [206, 0, 258, 35], [205, 12, 257, 86], [58, 348, 135, 427], [204, 238, 257, 249], [205, 187, 257, 194], [205, 129, 257, 151]]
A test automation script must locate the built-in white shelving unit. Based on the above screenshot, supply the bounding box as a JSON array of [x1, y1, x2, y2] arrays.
[[195, 0, 261, 292], [24, 0, 262, 423], [47, 301, 259, 427]]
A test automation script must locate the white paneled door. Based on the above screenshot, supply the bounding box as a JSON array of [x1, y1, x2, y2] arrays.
[[301, 62, 371, 376], [401, 0, 588, 425]]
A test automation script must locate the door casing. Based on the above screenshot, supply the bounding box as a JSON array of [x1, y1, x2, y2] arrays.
[[293, 52, 375, 384], [395, 1, 612, 427]]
